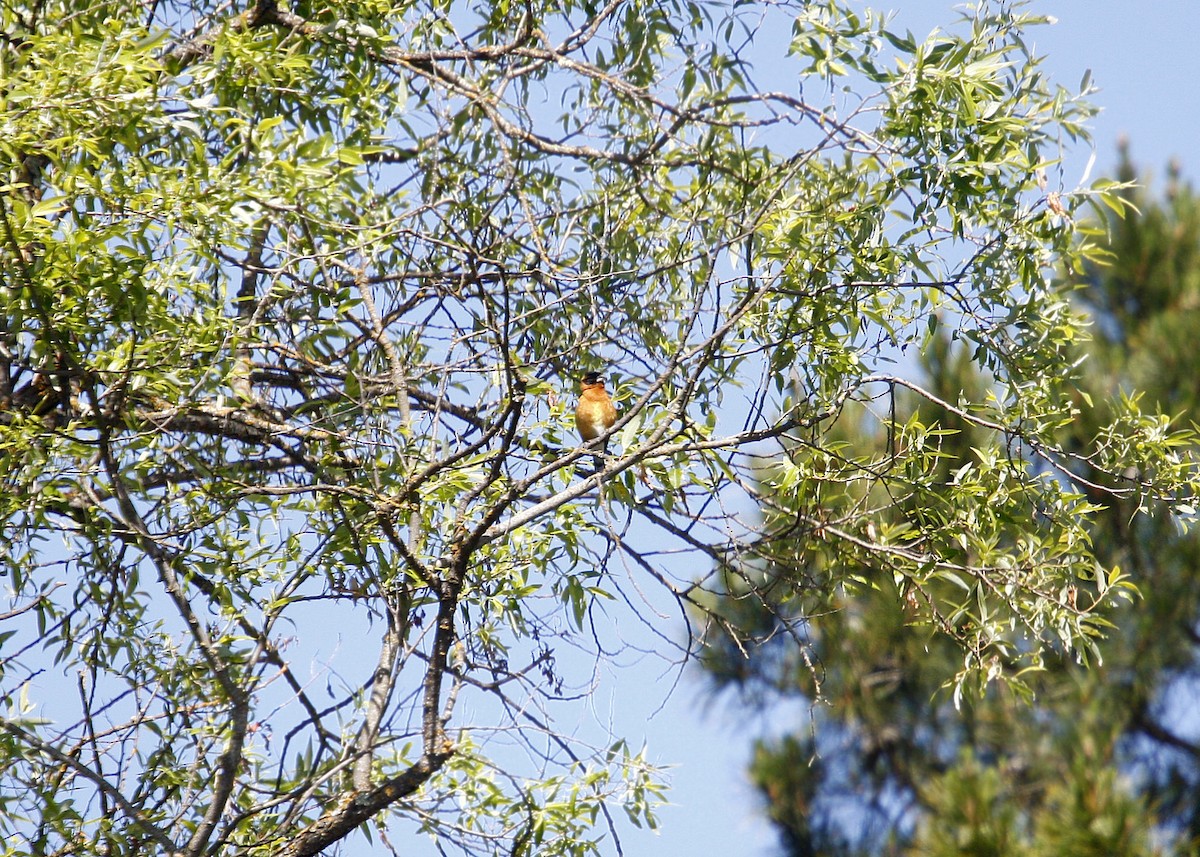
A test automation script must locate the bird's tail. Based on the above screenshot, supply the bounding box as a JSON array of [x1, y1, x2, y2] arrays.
[[594, 437, 610, 473]]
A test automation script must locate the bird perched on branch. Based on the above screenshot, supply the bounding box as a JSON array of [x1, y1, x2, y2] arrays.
[[575, 371, 617, 472]]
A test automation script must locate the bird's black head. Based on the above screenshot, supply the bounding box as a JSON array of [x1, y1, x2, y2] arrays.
[[581, 371, 604, 386]]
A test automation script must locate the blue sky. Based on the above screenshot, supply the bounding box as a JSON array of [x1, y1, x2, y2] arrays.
[[638, 3, 1200, 856], [1036, 0, 1200, 184]]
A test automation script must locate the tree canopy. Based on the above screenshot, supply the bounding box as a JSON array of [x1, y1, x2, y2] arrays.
[[699, 152, 1200, 857], [1, 1, 1194, 855]]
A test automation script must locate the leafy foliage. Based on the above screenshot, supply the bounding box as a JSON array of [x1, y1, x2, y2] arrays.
[[1, 1, 1194, 855], [700, 150, 1200, 856]]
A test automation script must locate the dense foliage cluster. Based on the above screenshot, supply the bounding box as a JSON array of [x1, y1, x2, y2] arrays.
[[702, 154, 1200, 857]]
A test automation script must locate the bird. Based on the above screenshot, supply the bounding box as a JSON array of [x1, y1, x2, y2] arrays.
[[575, 370, 617, 472]]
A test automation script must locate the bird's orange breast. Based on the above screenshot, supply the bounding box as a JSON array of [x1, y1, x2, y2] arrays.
[[575, 388, 616, 440]]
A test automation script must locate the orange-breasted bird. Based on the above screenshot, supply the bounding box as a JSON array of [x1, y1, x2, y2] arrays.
[[575, 371, 617, 471]]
